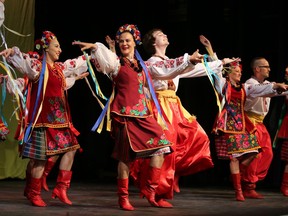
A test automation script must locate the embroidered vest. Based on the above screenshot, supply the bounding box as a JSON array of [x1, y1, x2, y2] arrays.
[[111, 64, 151, 117], [29, 64, 70, 128]]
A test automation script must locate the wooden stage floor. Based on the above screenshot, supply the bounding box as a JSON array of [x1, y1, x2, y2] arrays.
[[1, 179, 288, 216]]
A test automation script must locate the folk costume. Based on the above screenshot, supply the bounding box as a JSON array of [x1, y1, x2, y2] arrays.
[[8, 48, 87, 159], [5, 31, 88, 207], [129, 56, 224, 201], [109, 56, 172, 162], [212, 62, 282, 201], [89, 24, 172, 210], [213, 81, 261, 158], [242, 76, 274, 198]]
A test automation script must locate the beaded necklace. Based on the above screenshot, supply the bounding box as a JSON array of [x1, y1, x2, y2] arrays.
[[121, 57, 142, 72]]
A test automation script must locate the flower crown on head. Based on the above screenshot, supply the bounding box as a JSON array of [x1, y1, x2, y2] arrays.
[[223, 60, 242, 75], [229, 61, 242, 69], [115, 24, 142, 45], [35, 31, 56, 50]]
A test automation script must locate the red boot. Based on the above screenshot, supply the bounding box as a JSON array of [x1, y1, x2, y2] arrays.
[[242, 182, 264, 199], [281, 172, 288, 196], [51, 170, 72, 205], [140, 167, 162, 207], [173, 175, 180, 193], [117, 178, 134, 211], [42, 158, 56, 191], [155, 195, 173, 208], [27, 177, 47, 207], [24, 169, 31, 197], [231, 173, 245, 201]]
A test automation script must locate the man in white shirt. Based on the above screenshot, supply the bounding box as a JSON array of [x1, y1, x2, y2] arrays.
[[242, 57, 274, 199]]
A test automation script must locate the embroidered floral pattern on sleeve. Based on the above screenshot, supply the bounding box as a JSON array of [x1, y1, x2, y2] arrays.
[[23, 54, 42, 72], [150, 57, 185, 69]]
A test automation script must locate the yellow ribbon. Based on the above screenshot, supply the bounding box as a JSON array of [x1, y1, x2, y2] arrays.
[[81, 51, 114, 133], [84, 77, 105, 109], [3, 24, 32, 37], [25, 65, 49, 141], [83, 52, 107, 101], [0, 61, 24, 120], [96, 87, 114, 133], [201, 59, 222, 116]]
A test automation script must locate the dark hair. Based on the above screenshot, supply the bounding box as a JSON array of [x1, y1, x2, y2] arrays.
[[142, 28, 162, 56], [250, 57, 266, 69]]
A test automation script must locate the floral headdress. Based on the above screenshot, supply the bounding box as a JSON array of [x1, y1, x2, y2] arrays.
[[35, 30, 56, 51], [115, 24, 141, 45], [229, 61, 242, 70], [223, 60, 242, 75]]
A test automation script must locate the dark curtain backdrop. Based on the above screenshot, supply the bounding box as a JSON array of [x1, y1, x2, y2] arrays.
[[10, 0, 287, 187]]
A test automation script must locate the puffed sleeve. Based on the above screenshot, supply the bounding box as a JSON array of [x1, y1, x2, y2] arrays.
[[65, 77, 76, 90], [57, 55, 88, 89], [62, 55, 88, 78], [6, 47, 41, 80], [90, 42, 120, 77]]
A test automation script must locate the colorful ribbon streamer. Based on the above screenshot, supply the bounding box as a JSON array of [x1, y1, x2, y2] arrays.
[[83, 51, 107, 101], [0, 61, 25, 121], [135, 50, 167, 129], [23, 53, 48, 143], [202, 54, 223, 116], [0, 77, 7, 126]]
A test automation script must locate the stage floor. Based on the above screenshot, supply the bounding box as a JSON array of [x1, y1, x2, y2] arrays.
[[1, 179, 288, 216]]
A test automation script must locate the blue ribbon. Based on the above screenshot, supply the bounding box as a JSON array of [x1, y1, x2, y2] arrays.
[[91, 50, 168, 132], [203, 54, 220, 82], [0, 79, 8, 127], [91, 97, 110, 132], [23, 53, 46, 143], [135, 50, 167, 128], [83, 52, 107, 101], [203, 54, 224, 98]]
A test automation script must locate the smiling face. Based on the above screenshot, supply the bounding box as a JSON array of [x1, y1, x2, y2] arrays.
[[118, 32, 136, 59], [228, 65, 242, 84], [45, 37, 62, 62]]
